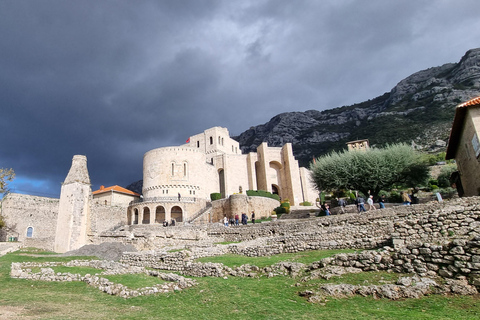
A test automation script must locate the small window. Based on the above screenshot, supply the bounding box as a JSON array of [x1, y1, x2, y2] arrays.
[[104, 200, 107, 205], [197, 141, 200, 148], [26, 227, 33, 238], [184, 163, 187, 177], [172, 163, 175, 176], [210, 136, 213, 145]]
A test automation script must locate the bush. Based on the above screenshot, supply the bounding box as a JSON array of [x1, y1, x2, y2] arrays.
[[280, 201, 290, 213], [210, 193, 222, 201], [246, 190, 280, 201], [300, 201, 312, 206], [388, 190, 403, 203], [437, 163, 457, 188], [274, 206, 287, 214]]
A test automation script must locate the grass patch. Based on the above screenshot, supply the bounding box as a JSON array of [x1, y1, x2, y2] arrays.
[[101, 273, 166, 289], [195, 249, 358, 268], [213, 241, 242, 245], [1, 248, 479, 319]]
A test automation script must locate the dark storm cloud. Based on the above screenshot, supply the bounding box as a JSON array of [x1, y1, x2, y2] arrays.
[[1, 0, 480, 197]]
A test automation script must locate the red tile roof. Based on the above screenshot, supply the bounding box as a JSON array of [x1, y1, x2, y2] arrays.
[[458, 96, 480, 108], [92, 185, 140, 196], [446, 96, 480, 159]]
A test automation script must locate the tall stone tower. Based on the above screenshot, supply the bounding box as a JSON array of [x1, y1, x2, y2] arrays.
[[54, 155, 91, 253]]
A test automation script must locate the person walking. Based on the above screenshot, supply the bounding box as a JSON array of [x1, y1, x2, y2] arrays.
[[234, 213, 239, 226], [378, 195, 386, 209], [401, 192, 411, 206], [357, 195, 366, 213], [367, 195, 376, 211]]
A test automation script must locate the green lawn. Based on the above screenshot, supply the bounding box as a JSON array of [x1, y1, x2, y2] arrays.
[[0, 248, 479, 319]]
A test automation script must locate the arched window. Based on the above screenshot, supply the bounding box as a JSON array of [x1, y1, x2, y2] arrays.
[[218, 136, 221, 144], [26, 227, 33, 238], [172, 163, 175, 176], [183, 163, 187, 176]]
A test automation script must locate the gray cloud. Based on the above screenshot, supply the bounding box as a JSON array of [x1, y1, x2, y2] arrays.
[[1, 0, 480, 197]]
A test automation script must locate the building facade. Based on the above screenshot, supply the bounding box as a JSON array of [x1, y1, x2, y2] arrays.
[[446, 96, 480, 196], [127, 127, 318, 225]]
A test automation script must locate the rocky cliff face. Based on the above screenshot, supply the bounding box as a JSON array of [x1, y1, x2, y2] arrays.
[[234, 48, 480, 167]]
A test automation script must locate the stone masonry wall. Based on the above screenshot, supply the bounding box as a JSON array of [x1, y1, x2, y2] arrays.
[[1, 193, 59, 250]]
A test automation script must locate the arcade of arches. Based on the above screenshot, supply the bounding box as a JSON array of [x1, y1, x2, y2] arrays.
[[128, 204, 184, 225]]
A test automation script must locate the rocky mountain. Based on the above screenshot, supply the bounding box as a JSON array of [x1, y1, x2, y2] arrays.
[[233, 48, 480, 167]]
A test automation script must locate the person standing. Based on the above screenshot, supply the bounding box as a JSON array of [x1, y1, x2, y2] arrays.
[[338, 198, 346, 214], [223, 215, 228, 227], [251, 211, 255, 224], [324, 204, 331, 216], [235, 213, 239, 226]]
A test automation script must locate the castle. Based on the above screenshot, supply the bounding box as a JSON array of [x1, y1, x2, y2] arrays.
[[0, 127, 317, 252]]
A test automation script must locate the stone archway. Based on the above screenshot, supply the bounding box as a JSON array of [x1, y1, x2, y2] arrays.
[[143, 207, 150, 224], [171, 206, 183, 223], [218, 169, 225, 198], [134, 209, 139, 225], [155, 206, 166, 224]]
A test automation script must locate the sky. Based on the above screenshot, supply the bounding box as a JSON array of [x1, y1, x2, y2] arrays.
[[1, 0, 480, 199]]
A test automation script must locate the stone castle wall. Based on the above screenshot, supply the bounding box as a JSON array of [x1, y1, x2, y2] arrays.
[[0, 193, 59, 250], [1, 193, 127, 251], [211, 194, 280, 222]]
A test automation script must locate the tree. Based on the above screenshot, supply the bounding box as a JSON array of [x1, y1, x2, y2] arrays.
[[0, 168, 15, 194], [310, 144, 430, 198]]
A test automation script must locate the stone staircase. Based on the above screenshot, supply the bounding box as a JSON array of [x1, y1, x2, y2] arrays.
[[186, 203, 213, 224]]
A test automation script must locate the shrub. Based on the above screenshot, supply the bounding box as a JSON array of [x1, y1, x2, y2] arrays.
[[437, 163, 457, 188], [300, 201, 312, 206], [280, 201, 290, 213], [246, 190, 280, 201], [274, 206, 286, 214], [210, 193, 222, 201], [388, 190, 403, 203]]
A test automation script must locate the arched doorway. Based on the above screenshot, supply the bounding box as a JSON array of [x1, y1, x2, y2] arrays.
[[218, 169, 225, 198], [171, 206, 183, 223], [155, 206, 166, 224], [143, 207, 150, 224], [134, 209, 139, 225], [271, 184, 279, 195]]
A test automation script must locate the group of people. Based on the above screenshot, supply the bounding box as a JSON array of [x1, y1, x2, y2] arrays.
[[162, 219, 176, 227], [223, 211, 255, 226], [354, 194, 386, 212]]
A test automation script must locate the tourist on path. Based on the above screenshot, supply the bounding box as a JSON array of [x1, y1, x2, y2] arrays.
[[235, 214, 239, 226], [401, 192, 411, 205], [251, 211, 255, 224], [356, 195, 366, 213], [378, 195, 386, 209], [338, 198, 346, 214], [367, 195, 376, 211]]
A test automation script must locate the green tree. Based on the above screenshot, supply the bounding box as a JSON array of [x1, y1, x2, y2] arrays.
[[0, 168, 15, 194], [310, 144, 430, 198]]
